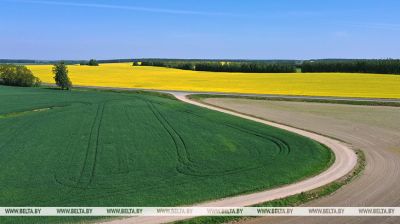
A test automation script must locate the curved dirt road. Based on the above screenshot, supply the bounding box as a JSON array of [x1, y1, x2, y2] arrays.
[[101, 92, 357, 224], [201, 97, 400, 224]]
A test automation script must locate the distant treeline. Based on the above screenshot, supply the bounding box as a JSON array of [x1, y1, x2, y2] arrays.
[[97, 59, 133, 63], [0, 59, 37, 64], [2, 58, 400, 74], [137, 61, 296, 73], [0, 59, 132, 65], [0, 59, 85, 65], [302, 59, 400, 74], [134, 58, 299, 64]]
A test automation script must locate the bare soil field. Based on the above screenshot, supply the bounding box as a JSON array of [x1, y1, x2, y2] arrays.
[[202, 98, 400, 224]]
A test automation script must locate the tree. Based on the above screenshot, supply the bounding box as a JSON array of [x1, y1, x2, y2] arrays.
[[88, 59, 99, 66], [80, 59, 99, 66], [53, 63, 72, 90], [0, 64, 41, 87]]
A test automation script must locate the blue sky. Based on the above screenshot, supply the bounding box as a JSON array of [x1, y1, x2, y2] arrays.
[[1, 0, 400, 60]]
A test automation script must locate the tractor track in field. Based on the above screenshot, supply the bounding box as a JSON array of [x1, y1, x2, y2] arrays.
[[99, 91, 357, 224], [89, 103, 105, 185], [181, 109, 291, 155], [77, 102, 105, 188], [179, 109, 292, 170], [52, 103, 106, 190], [44, 97, 285, 205], [146, 101, 196, 176], [149, 101, 288, 177]]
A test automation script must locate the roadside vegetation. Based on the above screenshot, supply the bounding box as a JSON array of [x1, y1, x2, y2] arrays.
[[0, 64, 41, 87], [0, 86, 332, 224]]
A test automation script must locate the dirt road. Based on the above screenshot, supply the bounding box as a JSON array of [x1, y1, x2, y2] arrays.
[[202, 97, 400, 224], [100, 92, 357, 224]]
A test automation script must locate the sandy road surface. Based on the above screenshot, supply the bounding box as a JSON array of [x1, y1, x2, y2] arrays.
[[100, 92, 357, 224], [201, 97, 400, 224]]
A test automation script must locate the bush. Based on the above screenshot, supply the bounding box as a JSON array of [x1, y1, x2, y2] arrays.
[[0, 64, 41, 87], [53, 63, 72, 90]]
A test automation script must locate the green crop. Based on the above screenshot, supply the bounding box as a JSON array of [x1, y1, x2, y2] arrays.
[[0, 86, 332, 224]]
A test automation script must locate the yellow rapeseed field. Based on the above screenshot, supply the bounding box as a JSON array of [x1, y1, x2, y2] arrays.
[[28, 63, 400, 99]]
